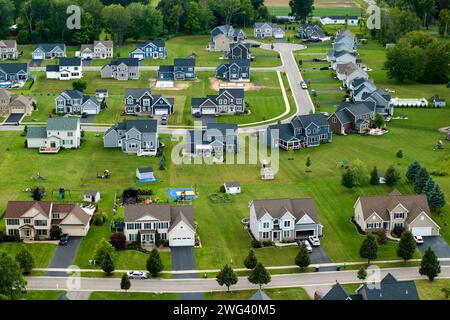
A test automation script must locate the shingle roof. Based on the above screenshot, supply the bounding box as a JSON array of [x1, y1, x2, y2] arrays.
[[357, 273, 420, 300], [94, 40, 113, 48], [159, 65, 174, 73], [219, 88, 244, 99], [174, 58, 195, 67], [229, 59, 250, 67], [35, 43, 65, 52], [59, 57, 81, 67], [250, 289, 272, 300], [125, 88, 151, 99], [0, 63, 28, 74], [5, 201, 52, 219], [47, 118, 79, 131], [125, 119, 157, 133], [251, 198, 320, 223], [26, 126, 47, 139], [110, 58, 139, 67], [338, 101, 376, 116], [45, 65, 59, 72], [224, 182, 240, 188], [137, 167, 153, 173], [294, 113, 329, 128], [136, 40, 165, 48], [0, 40, 17, 48], [321, 283, 351, 300]]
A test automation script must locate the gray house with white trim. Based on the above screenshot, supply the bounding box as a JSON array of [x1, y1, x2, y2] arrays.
[[56, 90, 100, 115], [192, 88, 245, 115], [32, 44, 66, 60], [100, 58, 140, 80], [254, 23, 285, 39], [216, 59, 250, 82], [124, 88, 174, 116]]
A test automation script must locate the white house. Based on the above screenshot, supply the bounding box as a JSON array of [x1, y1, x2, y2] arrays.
[[249, 198, 323, 242], [26, 118, 81, 153], [320, 16, 359, 26], [46, 57, 82, 80], [83, 190, 101, 203], [224, 182, 241, 194], [124, 204, 196, 247]]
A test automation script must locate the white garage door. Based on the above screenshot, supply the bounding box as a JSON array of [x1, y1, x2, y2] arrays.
[[83, 108, 98, 115], [201, 108, 216, 115], [169, 237, 194, 247], [412, 227, 432, 236], [154, 108, 168, 115]]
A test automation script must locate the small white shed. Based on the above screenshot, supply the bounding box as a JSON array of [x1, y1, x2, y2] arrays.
[[224, 182, 241, 194], [136, 167, 155, 182], [83, 190, 101, 203]]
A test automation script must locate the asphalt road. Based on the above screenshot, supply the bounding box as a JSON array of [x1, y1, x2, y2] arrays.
[[25, 266, 450, 293]]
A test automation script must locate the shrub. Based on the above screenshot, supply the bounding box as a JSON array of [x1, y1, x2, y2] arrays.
[[262, 241, 273, 247], [251, 240, 262, 248], [93, 213, 106, 226], [110, 232, 126, 250], [219, 185, 226, 193], [392, 226, 405, 238], [49, 225, 62, 240], [376, 231, 388, 245]]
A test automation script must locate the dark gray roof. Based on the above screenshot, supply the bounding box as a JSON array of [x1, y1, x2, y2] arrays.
[[47, 118, 79, 131], [338, 101, 376, 116], [159, 65, 174, 73], [136, 40, 165, 48], [84, 190, 99, 196], [250, 289, 271, 300], [229, 59, 250, 67], [224, 182, 240, 188], [110, 58, 139, 67], [61, 90, 84, 99], [268, 123, 298, 141], [321, 283, 351, 300], [254, 22, 277, 29], [125, 119, 157, 133], [293, 114, 329, 128], [219, 88, 244, 99], [357, 273, 419, 300], [35, 43, 65, 52], [45, 65, 59, 72], [125, 88, 151, 99], [334, 109, 353, 124], [59, 57, 81, 67], [322, 15, 359, 19], [251, 198, 320, 223], [26, 126, 47, 139], [174, 58, 195, 67], [137, 167, 153, 173], [0, 63, 28, 74]]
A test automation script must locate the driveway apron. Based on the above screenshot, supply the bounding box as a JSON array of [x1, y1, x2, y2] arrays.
[[171, 246, 204, 300]]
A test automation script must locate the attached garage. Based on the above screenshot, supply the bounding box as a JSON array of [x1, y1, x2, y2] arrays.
[[295, 229, 315, 239], [168, 219, 195, 247], [409, 212, 440, 236], [411, 227, 433, 236], [60, 224, 90, 236], [201, 107, 216, 115], [154, 108, 169, 115]]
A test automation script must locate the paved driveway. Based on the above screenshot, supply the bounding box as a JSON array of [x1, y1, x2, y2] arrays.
[[199, 115, 216, 125], [46, 236, 82, 277], [3, 113, 24, 124], [80, 115, 96, 124], [30, 59, 42, 67], [418, 236, 450, 258], [171, 246, 204, 300], [310, 246, 332, 264]]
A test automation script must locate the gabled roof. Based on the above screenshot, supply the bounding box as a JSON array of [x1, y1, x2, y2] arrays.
[[292, 113, 329, 128], [229, 59, 250, 67], [109, 58, 139, 67], [159, 65, 174, 73], [357, 273, 419, 300], [58, 57, 81, 67], [47, 117, 79, 131], [60, 89, 84, 100], [54, 204, 91, 226], [174, 58, 195, 67], [137, 167, 153, 173], [0, 63, 28, 74], [268, 123, 298, 141], [321, 15, 359, 20], [5, 201, 52, 219], [251, 198, 319, 223], [35, 43, 65, 52], [94, 40, 113, 48], [321, 283, 351, 300], [254, 22, 277, 29], [136, 40, 165, 48], [338, 101, 376, 116], [0, 40, 17, 48], [169, 206, 195, 232], [224, 182, 240, 188], [360, 88, 391, 104], [218, 88, 244, 99], [250, 289, 271, 300], [26, 126, 47, 139], [45, 65, 59, 72], [125, 88, 152, 99], [125, 119, 157, 133]]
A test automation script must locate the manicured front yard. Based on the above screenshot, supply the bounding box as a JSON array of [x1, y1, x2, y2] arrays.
[[416, 279, 450, 300], [89, 291, 180, 300], [205, 287, 310, 300], [0, 243, 57, 268], [16, 290, 66, 300]]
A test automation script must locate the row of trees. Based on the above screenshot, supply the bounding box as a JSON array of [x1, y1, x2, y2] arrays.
[[341, 158, 401, 188]]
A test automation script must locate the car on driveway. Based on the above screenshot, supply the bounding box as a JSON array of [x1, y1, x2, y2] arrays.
[[59, 234, 69, 246], [414, 235, 424, 244], [308, 236, 320, 247], [127, 271, 148, 279], [303, 240, 312, 253], [300, 80, 308, 89], [161, 115, 168, 125]]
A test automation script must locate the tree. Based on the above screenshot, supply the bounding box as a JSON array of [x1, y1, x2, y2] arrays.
[[289, 0, 314, 22], [216, 264, 238, 292], [406, 161, 421, 183], [305, 156, 312, 172], [385, 44, 425, 82], [419, 247, 441, 281], [385, 165, 401, 186], [244, 249, 258, 269], [359, 233, 378, 264], [110, 232, 126, 249], [370, 166, 380, 185], [357, 266, 367, 283], [396, 149, 403, 159], [422, 176, 436, 202], [414, 167, 430, 193], [0, 252, 27, 299], [429, 184, 446, 211], [341, 168, 357, 188], [100, 98, 107, 110], [120, 273, 131, 294], [31, 186, 44, 201], [101, 251, 115, 275], [295, 243, 310, 269], [94, 238, 115, 265], [135, 231, 141, 247], [101, 4, 130, 44], [72, 80, 87, 92], [438, 9, 450, 37], [49, 225, 62, 240], [373, 113, 385, 128], [248, 262, 271, 289], [146, 248, 164, 277], [15, 248, 34, 274], [0, 0, 15, 38], [396, 231, 416, 261]]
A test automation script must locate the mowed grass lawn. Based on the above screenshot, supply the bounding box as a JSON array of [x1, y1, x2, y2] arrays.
[[416, 279, 450, 300], [0, 108, 449, 269], [0, 242, 57, 268], [205, 287, 310, 300], [90, 291, 180, 300]]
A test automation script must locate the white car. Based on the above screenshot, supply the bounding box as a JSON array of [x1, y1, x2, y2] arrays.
[[127, 271, 148, 279], [303, 240, 313, 253], [300, 81, 308, 89], [308, 235, 320, 247], [414, 235, 424, 244]]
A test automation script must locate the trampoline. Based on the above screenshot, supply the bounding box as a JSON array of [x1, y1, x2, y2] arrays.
[[167, 188, 196, 200]]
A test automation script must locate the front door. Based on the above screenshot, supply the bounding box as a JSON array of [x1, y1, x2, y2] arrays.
[[273, 231, 280, 241], [50, 142, 56, 148]]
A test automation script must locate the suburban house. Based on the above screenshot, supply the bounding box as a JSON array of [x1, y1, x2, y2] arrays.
[[5, 201, 93, 239], [130, 40, 166, 59], [55, 90, 100, 115], [227, 42, 251, 60], [224, 182, 241, 194], [327, 101, 376, 134], [124, 88, 174, 116], [322, 274, 419, 300], [266, 114, 332, 150], [26, 118, 81, 153], [0, 89, 35, 117], [334, 30, 356, 50], [356, 88, 393, 116], [249, 198, 323, 242], [216, 59, 250, 82], [328, 50, 357, 70], [157, 57, 196, 81], [191, 88, 245, 115], [208, 25, 246, 52], [124, 203, 196, 247], [298, 23, 329, 41], [336, 62, 368, 87], [31, 43, 66, 60], [0, 63, 29, 87], [100, 58, 140, 80], [46, 57, 83, 80], [103, 119, 159, 156], [0, 40, 18, 60], [349, 78, 377, 100], [353, 190, 440, 236], [185, 123, 238, 157], [319, 15, 359, 26], [80, 40, 113, 59], [253, 22, 285, 39], [83, 190, 101, 203]]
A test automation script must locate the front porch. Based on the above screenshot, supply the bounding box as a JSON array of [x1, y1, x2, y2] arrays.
[[39, 146, 60, 154]]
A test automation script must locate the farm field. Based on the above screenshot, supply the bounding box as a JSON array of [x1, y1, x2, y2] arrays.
[[266, 0, 362, 17], [0, 106, 449, 270]]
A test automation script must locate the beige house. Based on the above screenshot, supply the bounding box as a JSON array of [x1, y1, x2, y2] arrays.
[[0, 40, 18, 60], [5, 201, 93, 239], [80, 41, 113, 59], [354, 190, 440, 236], [0, 89, 35, 116]]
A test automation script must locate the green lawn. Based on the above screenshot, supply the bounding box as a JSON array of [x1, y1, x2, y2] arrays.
[[16, 290, 66, 300], [416, 279, 450, 300], [0, 243, 57, 268], [89, 291, 180, 300], [205, 287, 310, 300]]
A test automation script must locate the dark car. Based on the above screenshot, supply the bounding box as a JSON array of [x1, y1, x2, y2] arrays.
[[59, 234, 69, 245], [161, 115, 168, 125], [81, 112, 88, 118], [194, 112, 202, 118], [319, 66, 330, 70]]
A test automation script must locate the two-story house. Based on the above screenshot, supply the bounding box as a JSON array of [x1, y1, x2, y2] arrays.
[[46, 57, 83, 80], [216, 59, 250, 82], [298, 23, 329, 41], [124, 88, 174, 116], [100, 58, 140, 80], [336, 62, 368, 87], [124, 203, 195, 247], [157, 58, 196, 81], [0, 89, 35, 117], [327, 101, 376, 134], [208, 25, 246, 52], [329, 50, 357, 70], [5, 201, 93, 239], [26, 118, 81, 153], [80, 40, 113, 59], [249, 198, 323, 242], [192, 88, 245, 115], [0, 63, 29, 87], [103, 119, 159, 156], [31, 43, 66, 60], [0, 40, 18, 60], [227, 42, 251, 60], [55, 90, 100, 115], [266, 114, 332, 150], [349, 78, 377, 100], [185, 123, 238, 157], [130, 40, 166, 59], [334, 30, 356, 50], [354, 190, 440, 236], [254, 23, 285, 39], [356, 88, 393, 116]]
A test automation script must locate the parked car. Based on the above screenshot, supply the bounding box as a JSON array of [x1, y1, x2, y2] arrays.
[[303, 240, 313, 253], [127, 271, 148, 279], [81, 112, 88, 118], [414, 235, 424, 244], [308, 235, 320, 247], [59, 234, 69, 245], [300, 81, 308, 89], [161, 115, 168, 125], [319, 66, 329, 70]]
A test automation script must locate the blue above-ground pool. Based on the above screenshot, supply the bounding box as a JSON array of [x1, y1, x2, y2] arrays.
[[167, 188, 196, 199]]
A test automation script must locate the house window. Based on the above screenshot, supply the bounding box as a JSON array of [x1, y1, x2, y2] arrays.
[[34, 220, 47, 226], [262, 232, 270, 239], [52, 213, 60, 219], [332, 117, 337, 123], [67, 132, 73, 137], [394, 212, 404, 219], [24, 218, 31, 224], [126, 223, 134, 230], [263, 222, 270, 229], [273, 219, 279, 226], [134, 223, 142, 230], [284, 220, 290, 228], [129, 234, 136, 241], [36, 229, 47, 236], [6, 219, 20, 225], [8, 229, 19, 236], [283, 230, 290, 238], [144, 223, 152, 230]]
